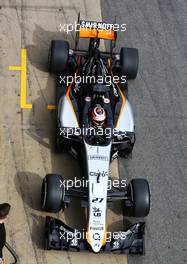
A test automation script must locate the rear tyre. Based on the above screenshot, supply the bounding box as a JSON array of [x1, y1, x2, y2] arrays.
[[130, 179, 150, 217], [41, 174, 65, 213], [48, 40, 69, 74], [120, 47, 139, 79]]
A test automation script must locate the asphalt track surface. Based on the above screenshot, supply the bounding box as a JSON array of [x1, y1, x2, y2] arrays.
[[0, 0, 186, 264], [101, 1, 187, 264]]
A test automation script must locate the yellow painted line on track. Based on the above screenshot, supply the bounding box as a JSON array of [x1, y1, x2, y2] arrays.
[[47, 104, 56, 110], [9, 49, 32, 109], [9, 66, 22, 71]]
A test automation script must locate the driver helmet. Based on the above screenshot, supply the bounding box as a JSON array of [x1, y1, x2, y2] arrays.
[[91, 104, 106, 126]]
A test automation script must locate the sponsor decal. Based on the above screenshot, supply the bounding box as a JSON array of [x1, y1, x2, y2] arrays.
[[85, 96, 91, 102], [112, 82, 119, 97], [93, 233, 101, 241], [103, 98, 110, 104], [79, 20, 126, 32], [93, 243, 100, 247], [92, 207, 102, 217], [92, 220, 103, 226], [112, 240, 120, 248], [80, 21, 114, 31], [89, 171, 108, 177], [70, 238, 78, 247], [88, 155, 109, 161], [90, 226, 104, 231]]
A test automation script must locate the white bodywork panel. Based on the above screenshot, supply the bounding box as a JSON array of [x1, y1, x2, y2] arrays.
[[115, 99, 135, 132], [84, 140, 112, 253], [58, 94, 135, 253], [58, 96, 78, 128]]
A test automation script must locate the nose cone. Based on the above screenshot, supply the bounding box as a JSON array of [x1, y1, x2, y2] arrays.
[[91, 243, 102, 253], [87, 228, 106, 253]]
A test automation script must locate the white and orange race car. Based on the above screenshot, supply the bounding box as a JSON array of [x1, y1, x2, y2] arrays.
[[41, 17, 150, 254]]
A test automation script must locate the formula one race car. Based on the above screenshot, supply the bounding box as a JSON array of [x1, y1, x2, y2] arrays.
[[41, 18, 150, 254]]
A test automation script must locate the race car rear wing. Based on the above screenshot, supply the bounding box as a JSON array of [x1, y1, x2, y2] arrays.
[[79, 20, 117, 41], [75, 13, 117, 52]]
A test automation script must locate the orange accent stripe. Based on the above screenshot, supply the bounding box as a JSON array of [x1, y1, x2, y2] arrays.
[[66, 82, 80, 126], [101, 226, 107, 246], [115, 82, 126, 127], [65, 56, 81, 127], [108, 58, 111, 68], [65, 81, 73, 97], [110, 71, 126, 128]]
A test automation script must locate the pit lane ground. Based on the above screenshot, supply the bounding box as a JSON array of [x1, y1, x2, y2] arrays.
[[0, 1, 187, 264], [101, 1, 187, 264], [0, 0, 126, 263]]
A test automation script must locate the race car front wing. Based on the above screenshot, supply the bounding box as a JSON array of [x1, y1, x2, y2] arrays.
[[45, 216, 145, 254]]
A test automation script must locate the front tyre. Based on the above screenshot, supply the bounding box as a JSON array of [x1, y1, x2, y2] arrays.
[[130, 178, 150, 217], [41, 174, 65, 213]]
